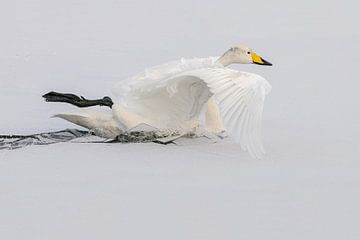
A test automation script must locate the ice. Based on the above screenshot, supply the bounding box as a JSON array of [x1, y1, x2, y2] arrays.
[[0, 0, 359, 239]]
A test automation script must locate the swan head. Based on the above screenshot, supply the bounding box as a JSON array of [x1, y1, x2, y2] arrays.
[[218, 45, 272, 67]]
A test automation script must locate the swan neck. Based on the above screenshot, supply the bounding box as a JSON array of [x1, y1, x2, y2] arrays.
[[216, 54, 233, 67]]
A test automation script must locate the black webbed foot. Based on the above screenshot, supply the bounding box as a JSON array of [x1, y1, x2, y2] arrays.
[[42, 91, 113, 108]]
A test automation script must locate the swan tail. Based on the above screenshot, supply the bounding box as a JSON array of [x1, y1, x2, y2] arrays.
[[53, 113, 122, 138], [53, 113, 99, 130], [43, 91, 114, 108]]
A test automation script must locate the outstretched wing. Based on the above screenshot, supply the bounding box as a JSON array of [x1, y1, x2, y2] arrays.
[[184, 68, 272, 159], [117, 74, 213, 130], [113, 57, 220, 130]]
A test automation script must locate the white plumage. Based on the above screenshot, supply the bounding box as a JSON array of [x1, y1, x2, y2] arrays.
[[51, 46, 273, 158]]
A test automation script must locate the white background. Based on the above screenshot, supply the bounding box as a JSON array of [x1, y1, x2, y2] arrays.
[[1, 0, 359, 239]]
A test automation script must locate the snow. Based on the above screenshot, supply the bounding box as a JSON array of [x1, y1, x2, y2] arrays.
[[1, 142, 360, 239], [1, 0, 360, 239]]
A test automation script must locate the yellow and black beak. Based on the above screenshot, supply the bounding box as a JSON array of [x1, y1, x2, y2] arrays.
[[251, 52, 272, 66]]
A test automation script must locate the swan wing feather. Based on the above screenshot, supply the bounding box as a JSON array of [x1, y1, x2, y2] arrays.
[[184, 68, 271, 158]]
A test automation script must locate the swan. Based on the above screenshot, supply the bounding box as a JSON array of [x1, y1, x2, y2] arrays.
[[43, 45, 272, 158]]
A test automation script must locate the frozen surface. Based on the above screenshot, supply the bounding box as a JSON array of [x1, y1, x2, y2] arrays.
[[1, 0, 360, 239]]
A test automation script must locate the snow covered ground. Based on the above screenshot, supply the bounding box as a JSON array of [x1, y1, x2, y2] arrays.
[[1, 0, 360, 239]]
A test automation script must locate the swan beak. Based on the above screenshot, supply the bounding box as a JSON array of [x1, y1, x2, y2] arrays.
[[251, 52, 272, 66]]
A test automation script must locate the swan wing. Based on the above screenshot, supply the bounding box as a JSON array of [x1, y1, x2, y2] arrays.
[[113, 57, 220, 130], [185, 68, 272, 159], [117, 74, 213, 130], [114, 57, 220, 98]]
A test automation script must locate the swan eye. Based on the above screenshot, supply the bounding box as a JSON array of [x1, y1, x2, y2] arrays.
[[247, 51, 251, 54]]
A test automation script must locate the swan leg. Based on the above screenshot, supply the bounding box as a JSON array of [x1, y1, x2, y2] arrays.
[[205, 97, 225, 133], [42, 91, 113, 108]]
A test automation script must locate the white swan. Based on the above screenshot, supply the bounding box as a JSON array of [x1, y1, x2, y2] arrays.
[[43, 45, 272, 158]]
